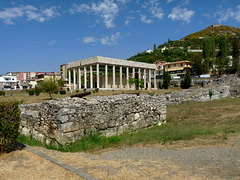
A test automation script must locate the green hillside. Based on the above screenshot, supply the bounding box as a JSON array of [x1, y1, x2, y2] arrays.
[[128, 24, 240, 63], [183, 24, 240, 40]]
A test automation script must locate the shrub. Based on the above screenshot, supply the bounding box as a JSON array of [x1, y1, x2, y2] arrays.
[[67, 88, 70, 92], [95, 88, 99, 92], [76, 89, 79, 93], [0, 101, 20, 152], [54, 89, 59, 94], [83, 88, 87, 92], [148, 91, 155, 96], [35, 87, 41, 96], [92, 90, 96, 93], [0, 91, 5, 96], [60, 90, 66, 95], [209, 90, 214, 99], [28, 90, 34, 96]]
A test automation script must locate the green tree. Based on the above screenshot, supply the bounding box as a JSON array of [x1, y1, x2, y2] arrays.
[[154, 43, 157, 51], [163, 67, 171, 89], [181, 68, 192, 89], [232, 38, 240, 73], [57, 78, 65, 89], [203, 38, 211, 73], [40, 78, 58, 99], [129, 78, 144, 90], [189, 53, 203, 75], [216, 36, 229, 75]]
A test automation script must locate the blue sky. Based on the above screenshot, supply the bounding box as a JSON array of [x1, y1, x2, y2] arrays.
[[0, 0, 240, 74]]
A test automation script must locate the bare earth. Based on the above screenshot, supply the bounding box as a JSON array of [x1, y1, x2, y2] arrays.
[[1, 136, 240, 180]]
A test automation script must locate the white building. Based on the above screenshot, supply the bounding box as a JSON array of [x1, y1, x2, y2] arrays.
[[0, 75, 18, 90]]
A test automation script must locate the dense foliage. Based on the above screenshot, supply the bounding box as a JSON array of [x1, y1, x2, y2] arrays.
[[0, 101, 20, 152]]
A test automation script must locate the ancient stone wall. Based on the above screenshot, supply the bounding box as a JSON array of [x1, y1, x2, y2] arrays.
[[20, 94, 166, 145]]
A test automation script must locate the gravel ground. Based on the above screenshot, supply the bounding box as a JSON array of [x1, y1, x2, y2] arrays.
[[30, 137, 240, 180]]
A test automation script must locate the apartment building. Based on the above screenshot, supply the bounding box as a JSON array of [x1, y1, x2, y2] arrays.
[[0, 75, 18, 90]]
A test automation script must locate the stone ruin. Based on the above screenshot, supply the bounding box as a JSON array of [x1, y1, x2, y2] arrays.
[[20, 94, 166, 145], [19, 74, 240, 145]]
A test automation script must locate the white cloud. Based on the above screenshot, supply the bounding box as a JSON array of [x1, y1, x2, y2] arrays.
[[70, 0, 119, 28], [141, 0, 164, 21], [181, 0, 190, 6], [100, 32, 121, 45], [150, 6, 164, 19], [235, 5, 240, 22], [140, 14, 152, 23], [0, 5, 60, 24], [117, 0, 131, 4], [215, 5, 240, 23], [166, 0, 174, 3], [48, 40, 56, 45], [82, 36, 97, 44], [203, 13, 210, 18], [215, 9, 234, 23], [125, 16, 135, 25], [168, 6, 194, 23]]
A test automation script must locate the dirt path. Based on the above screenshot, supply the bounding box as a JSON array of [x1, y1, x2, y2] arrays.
[[1, 137, 240, 180], [0, 148, 83, 180]]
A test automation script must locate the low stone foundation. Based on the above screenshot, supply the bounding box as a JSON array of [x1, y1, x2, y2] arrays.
[[20, 94, 166, 145]]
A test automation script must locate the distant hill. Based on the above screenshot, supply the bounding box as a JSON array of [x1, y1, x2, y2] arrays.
[[182, 24, 240, 40], [128, 24, 240, 63]]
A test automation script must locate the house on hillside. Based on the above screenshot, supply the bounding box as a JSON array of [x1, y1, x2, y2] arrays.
[[154, 60, 191, 79]]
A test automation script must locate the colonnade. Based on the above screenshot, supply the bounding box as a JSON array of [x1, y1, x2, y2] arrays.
[[68, 64, 157, 90]]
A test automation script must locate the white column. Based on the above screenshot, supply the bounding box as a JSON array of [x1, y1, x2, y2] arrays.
[[105, 64, 108, 89], [96, 64, 99, 88], [148, 69, 151, 90], [90, 65, 93, 89], [84, 66, 87, 89], [73, 68, 76, 90], [113, 65, 115, 89], [126, 67, 129, 89], [154, 70, 157, 89], [144, 69, 146, 89], [138, 69, 141, 81], [68, 69, 71, 90], [132, 68, 135, 89], [120, 66, 122, 89], [78, 67, 81, 89]]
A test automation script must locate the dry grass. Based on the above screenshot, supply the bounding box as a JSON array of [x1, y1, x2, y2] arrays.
[[0, 88, 181, 104]]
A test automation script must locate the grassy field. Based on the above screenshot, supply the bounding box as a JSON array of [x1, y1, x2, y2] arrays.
[[17, 94, 240, 152]]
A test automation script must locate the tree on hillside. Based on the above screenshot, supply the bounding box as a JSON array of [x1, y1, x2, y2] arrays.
[[40, 78, 58, 99], [203, 38, 211, 73], [216, 36, 229, 75], [154, 43, 157, 52], [232, 38, 240, 73], [189, 53, 203, 75], [163, 67, 171, 89], [203, 38, 216, 74]]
